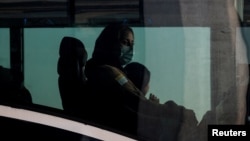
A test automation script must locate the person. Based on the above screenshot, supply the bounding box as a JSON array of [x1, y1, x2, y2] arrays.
[[124, 61, 200, 140], [84, 22, 146, 107], [0, 65, 32, 105], [84, 22, 144, 133], [85, 22, 134, 71], [124, 62, 160, 103], [84, 22, 198, 141]]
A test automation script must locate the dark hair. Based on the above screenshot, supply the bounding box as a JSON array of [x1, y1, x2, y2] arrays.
[[124, 62, 150, 91]]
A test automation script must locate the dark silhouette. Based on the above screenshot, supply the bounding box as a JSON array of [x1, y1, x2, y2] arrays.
[[124, 62, 150, 95], [84, 22, 141, 134], [0, 66, 32, 105], [124, 62, 159, 103], [84, 23, 198, 141], [57, 36, 88, 115]]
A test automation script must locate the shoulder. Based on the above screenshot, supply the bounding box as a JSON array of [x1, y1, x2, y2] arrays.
[[100, 65, 122, 74], [100, 65, 128, 86]]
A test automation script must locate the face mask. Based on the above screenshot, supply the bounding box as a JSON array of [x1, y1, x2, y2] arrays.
[[120, 45, 133, 65]]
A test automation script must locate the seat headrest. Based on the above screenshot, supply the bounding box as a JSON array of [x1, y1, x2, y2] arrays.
[[57, 36, 88, 78], [59, 36, 87, 65]]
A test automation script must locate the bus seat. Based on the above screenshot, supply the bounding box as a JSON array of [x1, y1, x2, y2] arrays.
[[57, 36, 88, 115]]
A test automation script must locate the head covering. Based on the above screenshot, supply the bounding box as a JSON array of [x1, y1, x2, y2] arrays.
[[124, 62, 150, 92], [91, 22, 134, 69]]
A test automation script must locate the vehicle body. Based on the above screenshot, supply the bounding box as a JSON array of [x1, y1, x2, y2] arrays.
[[0, 103, 137, 141], [0, 0, 249, 141]]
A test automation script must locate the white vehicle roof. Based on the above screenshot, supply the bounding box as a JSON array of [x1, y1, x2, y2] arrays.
[[0, 105, 137, 141]]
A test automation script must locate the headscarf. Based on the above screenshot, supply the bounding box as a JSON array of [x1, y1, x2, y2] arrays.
[[89, 22, 134, 70]]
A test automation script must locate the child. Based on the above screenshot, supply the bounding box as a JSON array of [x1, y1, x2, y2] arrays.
[[124, 62, 159, 103]]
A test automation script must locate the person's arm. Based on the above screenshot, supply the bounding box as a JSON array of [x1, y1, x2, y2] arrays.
[[102, 65, 146, 98], [101, 65, 177, 115]]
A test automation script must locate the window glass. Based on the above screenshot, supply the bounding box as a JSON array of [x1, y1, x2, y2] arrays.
[[0, 28, 10, 68], [74, 0, 142, 26], [0, 0, 70, 27], [241, 28, 250, 63], [24, 27, 210, 122]]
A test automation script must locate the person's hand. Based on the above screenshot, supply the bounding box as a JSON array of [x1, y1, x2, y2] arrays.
[[149, 93, 160, 104]]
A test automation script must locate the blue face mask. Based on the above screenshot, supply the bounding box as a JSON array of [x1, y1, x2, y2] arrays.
[[120, 45, 133, 65]]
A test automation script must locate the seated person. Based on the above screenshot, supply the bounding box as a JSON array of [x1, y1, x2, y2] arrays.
[[124, 62, 159, 103], [0, 66, 32, 105], [85, 22, 198, 141]]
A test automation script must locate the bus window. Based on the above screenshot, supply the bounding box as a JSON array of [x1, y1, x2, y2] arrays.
[[0, 0, 249, 141], [0, 28, 10, 68]]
